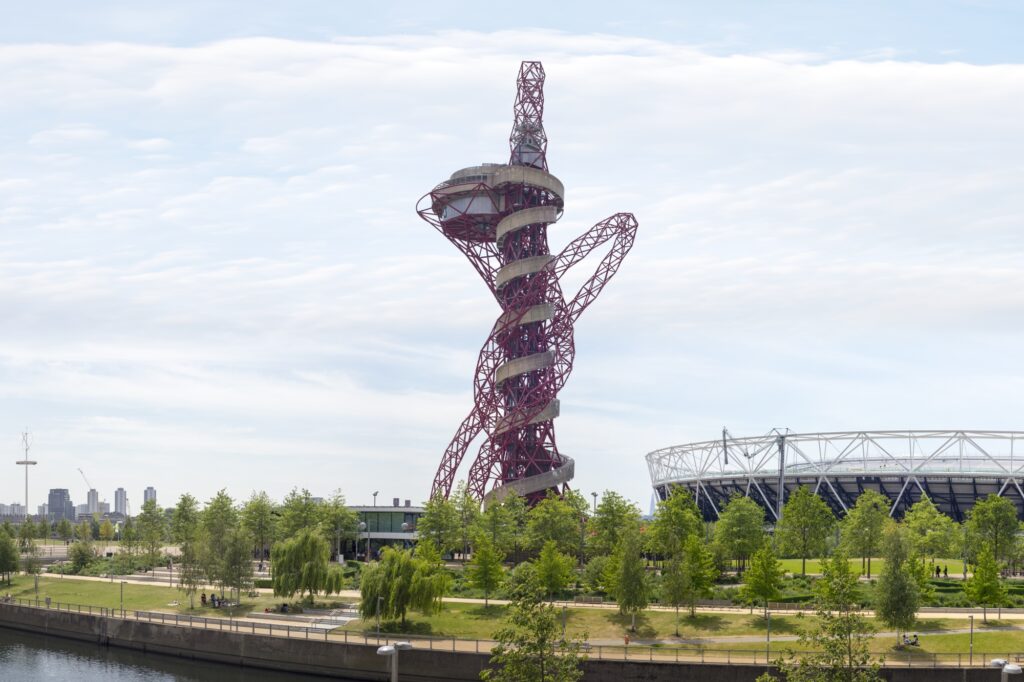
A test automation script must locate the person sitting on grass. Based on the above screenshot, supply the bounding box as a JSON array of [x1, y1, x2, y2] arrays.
[[200, 593, 207, 607]]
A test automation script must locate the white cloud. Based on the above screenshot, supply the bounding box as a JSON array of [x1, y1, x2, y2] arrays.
[[0, 32, 1022, 509]]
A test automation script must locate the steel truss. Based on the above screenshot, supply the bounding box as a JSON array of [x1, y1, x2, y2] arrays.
[[418, 61, 638, 503], [646, 430, 1024, 522]]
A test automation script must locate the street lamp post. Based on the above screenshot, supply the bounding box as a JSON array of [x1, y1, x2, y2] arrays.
[[591, 492, 597, 515], [970, 614, 974, 665], [16, 432, 37, 523], [373, 490, 379, 507], [377, 642, 412, 682], [376, 595, 383, 638], [359, 521, 370, 562], [120, 580, 126, 617]]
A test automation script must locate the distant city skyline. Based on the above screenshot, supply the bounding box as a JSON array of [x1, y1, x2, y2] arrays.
[[3, 2, 1024, 509]]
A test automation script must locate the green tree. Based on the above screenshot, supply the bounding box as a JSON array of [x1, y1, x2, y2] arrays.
[[136, 498, 167, 565], [171, 493, 204, 608], [200, 490, 239, 596], [472, 499, 514, 557], [776, 486, 837, 576], [16, 521, 35, 550], [907, 551, 935, 603], [582, 555, 610, 594], [965, 545, 1007, 622], [171, 494, 201, 545], [277, 488, 320, 541], [648, 488, 703, 559], [611, 532, 649, 631], [840, 490, 890, 578], [588, 491, 641, 558], [177, 539, 204, 609], [271, 527, 343, 602], [714, 495, 765, 573], [318, 490, 358, 562], [875, 525, 919, 646], [0, 531, 20, 584], [21, 542, 41, 577], [904, 496, 957, 564], [221, 527, 256, 603], [526, 492, 583, 556], [502, 492, 530, 564], [534, 540, 574, 599], [661, 554, 689, 636], [359, 546, 449, 626], [453, 482, 481, 562], [770, 551, 881, 682], [467, 537, 505, 606], [74, 520, 92, 543], [966, 494, 1019, 564], [120, 517, 139, 557], [56, 518, 74, 543], [99, 519, 115, 550], [417, 494, 460, 557], [241, 490, 276, 567], [742, 542, 784, 619], [670, 535, 717, 619], [481, 587, 586, 682]]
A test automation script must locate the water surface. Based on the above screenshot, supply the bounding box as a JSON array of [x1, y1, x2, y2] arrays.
[[0, 626, 354, 681]]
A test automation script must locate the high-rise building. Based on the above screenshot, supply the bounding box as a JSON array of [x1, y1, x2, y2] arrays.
[[10, 503, 26, 517], [37, 503, 48, 517], [0, 504, 10, 516], [143, 487, 156, 505], [47, 489, 74, 522], [87, 489, 99, 515], [114, 487, 127, 515]]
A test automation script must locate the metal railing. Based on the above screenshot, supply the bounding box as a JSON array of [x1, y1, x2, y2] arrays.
[[1, 597, 1019, 667]]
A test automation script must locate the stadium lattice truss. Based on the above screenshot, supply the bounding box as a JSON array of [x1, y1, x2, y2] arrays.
[[646, 430, 1024, 522]]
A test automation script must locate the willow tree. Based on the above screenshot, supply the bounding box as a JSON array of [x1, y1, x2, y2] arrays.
[[359, 546, 450, 626], [271, 528, 343, 602]]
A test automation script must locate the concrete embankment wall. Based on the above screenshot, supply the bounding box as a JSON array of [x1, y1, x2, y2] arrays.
[[0, 604, 1007, 682]]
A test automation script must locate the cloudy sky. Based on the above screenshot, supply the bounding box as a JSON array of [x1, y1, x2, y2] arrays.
[[2, 1, 1023, 513]]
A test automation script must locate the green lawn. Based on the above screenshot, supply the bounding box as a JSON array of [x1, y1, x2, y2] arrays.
[[702, 629, 1024, 659], [339, 602, 832, 641], [775, 557, 963, 577], [2, 575, 284, 617]]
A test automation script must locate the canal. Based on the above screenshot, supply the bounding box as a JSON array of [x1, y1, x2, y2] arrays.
[[0, 626, 356, 681]]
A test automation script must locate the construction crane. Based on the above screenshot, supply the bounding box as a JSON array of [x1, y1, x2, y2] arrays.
[[78, 467, 94, 491]]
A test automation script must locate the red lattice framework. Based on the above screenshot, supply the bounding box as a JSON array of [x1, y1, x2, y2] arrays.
[[416, 61, 638, 503]]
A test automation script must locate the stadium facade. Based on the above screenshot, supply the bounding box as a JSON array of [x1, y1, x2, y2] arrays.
[[646, 430, 1024, 522]]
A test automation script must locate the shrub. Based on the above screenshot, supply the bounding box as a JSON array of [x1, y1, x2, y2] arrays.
[[68, 542, 96, 573]]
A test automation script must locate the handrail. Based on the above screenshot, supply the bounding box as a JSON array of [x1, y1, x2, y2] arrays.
[[0, 597, 1015, 667]]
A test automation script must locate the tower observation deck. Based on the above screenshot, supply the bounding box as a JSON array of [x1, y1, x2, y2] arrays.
[[417, 62, 638, 504]]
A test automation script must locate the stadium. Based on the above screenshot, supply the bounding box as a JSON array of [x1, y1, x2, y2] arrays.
[[646, 430, 1024, 522]]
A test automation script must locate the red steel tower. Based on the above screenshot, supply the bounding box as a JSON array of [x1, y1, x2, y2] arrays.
[[417, 61, 638, 503]]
